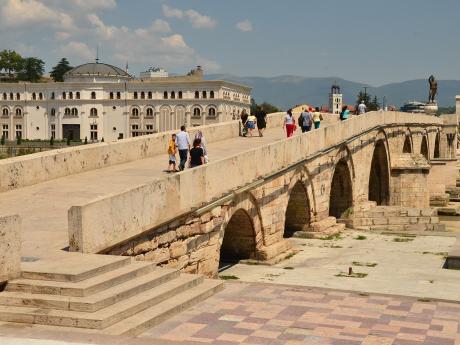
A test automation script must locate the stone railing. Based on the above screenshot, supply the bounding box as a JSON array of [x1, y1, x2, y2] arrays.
[[0, 113, 284, 193], [68, 112, 443, 253], [0, 214, 21, 283]]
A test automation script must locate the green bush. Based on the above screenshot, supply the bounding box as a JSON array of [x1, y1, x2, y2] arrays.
[[1, 135, 5, 146], [66, 137, 71, 146], [50, 136, 54, 146], [16, 135, 22, 145]]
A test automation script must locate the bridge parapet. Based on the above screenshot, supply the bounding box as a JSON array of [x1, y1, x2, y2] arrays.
[[68, 112, 444, 254]]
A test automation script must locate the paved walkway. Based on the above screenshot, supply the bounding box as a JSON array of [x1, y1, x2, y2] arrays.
[[143, 281, 460, 345], [0, 127, 289, 258]]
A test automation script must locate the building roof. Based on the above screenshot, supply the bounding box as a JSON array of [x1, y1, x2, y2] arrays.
[[64, 63, 132, 79]]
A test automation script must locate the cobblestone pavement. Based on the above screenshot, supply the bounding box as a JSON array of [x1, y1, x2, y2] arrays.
[[143, 281, 460, 345]]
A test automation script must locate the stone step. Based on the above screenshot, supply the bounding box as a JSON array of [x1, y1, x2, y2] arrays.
[[21, 255, 131, 283], [102, 279, 224, 336], [0, 268, 179, 312], [7, 261, 156, 297], [0, 274, 203, 329], [308, 216, 337, 232], [294, 223, 345, 239], [353, 216, 440, 227]]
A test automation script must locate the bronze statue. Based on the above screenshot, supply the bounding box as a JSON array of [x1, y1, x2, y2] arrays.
[[428, 75, 438, 103]]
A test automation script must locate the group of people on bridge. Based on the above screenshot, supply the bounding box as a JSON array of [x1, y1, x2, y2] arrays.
[[167, 126, 208, 172]]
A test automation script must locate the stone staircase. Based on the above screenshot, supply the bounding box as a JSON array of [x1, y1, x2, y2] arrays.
[[0, 253, 223, 336], [350, 202, 445, 232], [293, 216, 345, 239]]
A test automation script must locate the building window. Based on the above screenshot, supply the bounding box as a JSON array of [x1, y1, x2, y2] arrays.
[[2, 93, 6, 100], [148, 91, 152, 99], [178, 91, 183, 99], [69, 92, 73, 100], [51, 124, 55, 139], [15, 108, 22, 117], [16, 93, 20, 100], [76, 92, 80, 99], [50, 108, 56, 116], [116, 92, 121, 100], [51, 92, 55, 100], [90, 108, 98, 117], [32, 93, 37, 100], [171, 91, 175, 99], [194, 91, 199, 99], [2, 124, 8, 139], [2, 108, 8, 117], [15, 124, 22, 139], [71, 108, 78, 116], [141, 92, 145, 99], [90, 124, 98, 141], [131, 124, 140, 137], [91, 92, 96, 100], [193, 107, 201, 117], [110, 92, 114, 100], [62, 92, 66, 100], [39, 92, 43, 100], [131, 108, 139, 117], [64, 107, 71, 116], [202, 91, 207, 99], [210, 91, 214, 99], [134, 92, 138, 100], [146, 107, 154, 117], [146, 124, 154, 134], [9, 93, 13, 100], [163, 91, 168, 99], [208, 108, 216, 117]]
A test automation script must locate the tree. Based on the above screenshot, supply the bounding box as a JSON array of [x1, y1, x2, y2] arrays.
[[369, 96, 380, 111], [17, 57, 45, 82], [250, 99, 281, 115], [0, 50, 23, 77], [50, 58, 73, 82], [356, 90, 371, 111]]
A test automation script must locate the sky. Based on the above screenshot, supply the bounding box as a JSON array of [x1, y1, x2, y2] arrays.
[[0, 0, 459, 86]]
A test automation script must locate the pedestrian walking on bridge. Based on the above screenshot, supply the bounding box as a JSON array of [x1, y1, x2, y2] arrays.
[[175, 125, 191, 171], [312, 107, 323, 129], [284, 109, 296, 137]]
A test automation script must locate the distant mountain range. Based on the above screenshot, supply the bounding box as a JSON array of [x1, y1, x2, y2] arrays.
[[206, 74, 460, 110]]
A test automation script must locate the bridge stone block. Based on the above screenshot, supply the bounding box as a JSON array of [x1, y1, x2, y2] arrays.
[[0, 215, 21, 283]]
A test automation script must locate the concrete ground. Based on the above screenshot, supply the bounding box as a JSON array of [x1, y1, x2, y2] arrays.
[[0, 127, 289, 259], [219, 231, 460, 301]]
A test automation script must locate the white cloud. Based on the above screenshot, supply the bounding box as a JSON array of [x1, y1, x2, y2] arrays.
[[149, 19, 171, 33], [71, 0, 116, 9], [55, 31, 71, 40], [236, 20, 253, 32], [162, 34, 188, 49], [1, 0, 74, 30], [185, 9, 216, 29], [162, 4, 183, 19], [55, 41, 94, 61], [162, 4, 216, 29]]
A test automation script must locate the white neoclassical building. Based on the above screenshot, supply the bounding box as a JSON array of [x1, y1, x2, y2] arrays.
[[0, 63, 251, 141]]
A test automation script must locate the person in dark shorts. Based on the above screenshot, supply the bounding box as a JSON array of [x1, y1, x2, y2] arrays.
[[189, 138, 205, 168], [240, 110, 249, 137], [255, 109, 267, 137]]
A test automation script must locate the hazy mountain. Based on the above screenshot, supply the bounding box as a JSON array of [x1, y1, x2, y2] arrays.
[[206, 74, 459, 110]]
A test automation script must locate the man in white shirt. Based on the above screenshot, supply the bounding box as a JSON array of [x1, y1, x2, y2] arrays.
[[358, 101, 367, 115], [175, 125, 191, 171]]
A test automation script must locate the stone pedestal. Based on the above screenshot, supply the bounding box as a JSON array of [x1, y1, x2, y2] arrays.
[[425, 102, 438, 115]]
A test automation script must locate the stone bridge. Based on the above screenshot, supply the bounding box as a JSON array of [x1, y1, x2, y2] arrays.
[[1, 111, 456, 279]]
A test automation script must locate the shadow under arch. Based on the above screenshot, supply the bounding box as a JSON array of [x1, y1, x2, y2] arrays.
[[421, 135, 429, 160], [369, 139, 391, 205], [403, 128, 413, 153], [329, 145, 355, 219], [434, 131, 441, 158]]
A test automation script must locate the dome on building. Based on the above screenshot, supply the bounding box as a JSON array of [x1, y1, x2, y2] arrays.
[[64, 62, 132, 83]]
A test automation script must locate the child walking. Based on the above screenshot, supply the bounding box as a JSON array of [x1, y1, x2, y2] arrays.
[[168, 133, 178, 172]]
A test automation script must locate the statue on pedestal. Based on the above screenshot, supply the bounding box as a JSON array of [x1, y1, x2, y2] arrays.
[[428, 75, 438, 103]]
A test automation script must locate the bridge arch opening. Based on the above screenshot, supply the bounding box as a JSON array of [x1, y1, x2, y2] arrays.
[[434, 132, 440, 158], [220, 209, 256, 265], [329, 159, 353, 219], [284, 181, 311, 238], [403, 136, 412, 153], [368, 140, 390, 205], [421, 136, 429, 160]]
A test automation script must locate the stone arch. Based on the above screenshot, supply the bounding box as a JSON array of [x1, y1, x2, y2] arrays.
[[284, 181, 311, 238], [368, 139, 390, 205], [329, 146, 354, 219], [403, 130, 412, 153], [159, 105, 172, 131], [420, 135, 429, 160], [434, 131, 441, 158], [219, 193, 263, 266]]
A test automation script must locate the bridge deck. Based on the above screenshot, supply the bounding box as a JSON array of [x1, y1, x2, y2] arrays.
[[0, 127, 288, 259]]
